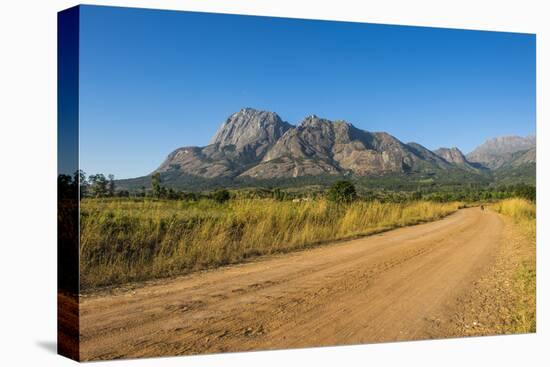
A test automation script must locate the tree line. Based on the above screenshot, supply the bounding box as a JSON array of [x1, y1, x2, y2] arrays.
[[59, 170, 119, 199], [59, 171, 535, 204]]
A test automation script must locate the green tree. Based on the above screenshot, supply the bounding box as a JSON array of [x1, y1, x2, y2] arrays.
[[411, 191, 422, 201], [212, 188, 230, 203], [514, 183, 536, 202], [327, 180, 357, 204], [88, 174, 108, 197], [167, 187, 178, 200], [107, 174, 116, 197], [151, 173, 162, 198]]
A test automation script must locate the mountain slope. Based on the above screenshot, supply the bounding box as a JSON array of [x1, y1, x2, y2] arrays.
[[433, 147, 481, 172], [505, 147, 536, 167], [241, 115, 457, 178], [154, 108, 291, 178], [241, 115, 341, 178], [405, 143, 452, 170], [117, 109, 532, 190], [490, 147, 536, 185], [209, 108, 292, 162], [157, 110, 470, 181], [467, 135, 535, 169]]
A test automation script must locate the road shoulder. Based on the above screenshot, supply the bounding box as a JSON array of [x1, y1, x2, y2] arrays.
[[428, 212, 536, 337]]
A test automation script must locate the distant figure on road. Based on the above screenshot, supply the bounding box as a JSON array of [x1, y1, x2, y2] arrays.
[[480, 205, 484, 211]]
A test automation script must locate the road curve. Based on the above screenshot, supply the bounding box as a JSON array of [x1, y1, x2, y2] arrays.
[[79, 207, 504, 361]]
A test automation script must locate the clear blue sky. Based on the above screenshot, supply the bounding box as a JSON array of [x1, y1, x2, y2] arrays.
[[78, 5, 536, 179]]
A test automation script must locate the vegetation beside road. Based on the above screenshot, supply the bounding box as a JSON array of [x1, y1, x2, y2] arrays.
[[62, 171, 536, 300], [493, 198, 536, 333], [80, 197, 460, 290], [494, 198, 536, 239]]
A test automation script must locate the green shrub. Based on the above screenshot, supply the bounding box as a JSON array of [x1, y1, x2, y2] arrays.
[[327, 181, 357, 203], [211, 188, 230, 203]]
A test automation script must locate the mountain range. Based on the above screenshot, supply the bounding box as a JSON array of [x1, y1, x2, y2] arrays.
[[118, 108, 535, 190], [466, 135, 536, 169]]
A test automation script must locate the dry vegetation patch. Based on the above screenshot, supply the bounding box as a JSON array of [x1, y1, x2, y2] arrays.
[[494, 199, 536, 333], [80, 198, 460, 291]]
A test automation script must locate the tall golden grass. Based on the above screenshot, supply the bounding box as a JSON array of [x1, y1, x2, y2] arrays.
[[80, 198, 460, 290], [493, 198, 536, 333], [494, 198, 536, 239]]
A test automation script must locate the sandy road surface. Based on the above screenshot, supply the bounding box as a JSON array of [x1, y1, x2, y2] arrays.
[[79, 207, 505, 360]]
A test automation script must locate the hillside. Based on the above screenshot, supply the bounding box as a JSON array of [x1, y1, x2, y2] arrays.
[[467, 135, 535, 169], [154, 108, 486, 178], [116, 108, 534, 191]]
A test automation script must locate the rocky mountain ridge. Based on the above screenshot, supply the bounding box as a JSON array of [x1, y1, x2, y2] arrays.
[[154, 108, 492, 180], [466, 135, 535, 169]]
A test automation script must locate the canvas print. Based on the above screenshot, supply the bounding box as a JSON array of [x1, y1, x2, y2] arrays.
[[58, 5, 536, 362]]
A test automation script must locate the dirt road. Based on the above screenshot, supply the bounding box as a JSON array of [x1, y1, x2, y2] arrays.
[[80, 207, 507, 361]]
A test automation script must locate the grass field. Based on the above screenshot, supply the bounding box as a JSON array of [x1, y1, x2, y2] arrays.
[[494, 198, 536, 239], [80, 198, 460, 290], [493, 198, 536, 333]]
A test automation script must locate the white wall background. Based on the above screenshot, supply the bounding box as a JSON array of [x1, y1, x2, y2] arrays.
[[0, 1, 547, 366]]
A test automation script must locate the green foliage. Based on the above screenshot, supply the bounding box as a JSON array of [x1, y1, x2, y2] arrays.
[[76, 170, 88, 198], [327, 180, 357, 203], [88, 173, 108, 197], [151, 172, 162, 198], [492, 163, 536, 186], [211, 188, 230, 203], [511, 183, 536, 202], [107, 174, 116, 197], [76, 172, 117, 198], [89, 170, 536, 204]]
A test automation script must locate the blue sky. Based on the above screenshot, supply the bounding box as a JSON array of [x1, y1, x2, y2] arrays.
[[78, 5, 536, 179]]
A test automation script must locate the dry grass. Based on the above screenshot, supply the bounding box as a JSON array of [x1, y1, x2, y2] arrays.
[[493, 198, 536, 333], [494, 198, 535, 238], [80, 198, 460, 291]]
